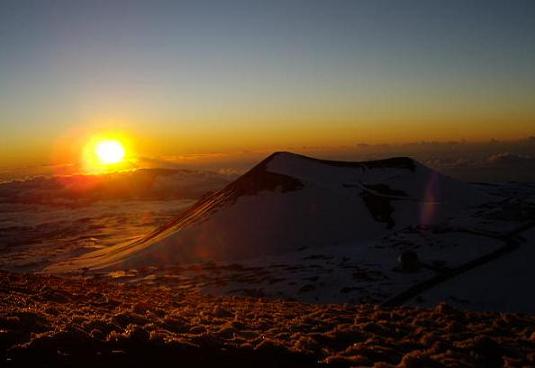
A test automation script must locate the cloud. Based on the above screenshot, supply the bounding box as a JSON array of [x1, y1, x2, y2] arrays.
[[0, 168, 231, 205], [486, 153, 534, 164]]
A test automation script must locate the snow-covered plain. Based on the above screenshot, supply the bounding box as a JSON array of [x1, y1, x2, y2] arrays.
[[28, 152, 534, 311], [0, 199, 195, 272], [0, 167, 231, 271]]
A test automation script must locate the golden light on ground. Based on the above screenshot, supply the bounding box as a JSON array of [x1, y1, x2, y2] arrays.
[[81, 133, 134, 174], [95, 140, 125, 165]]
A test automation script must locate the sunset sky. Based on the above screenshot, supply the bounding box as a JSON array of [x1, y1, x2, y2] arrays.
[[1, 0, 534, 168]]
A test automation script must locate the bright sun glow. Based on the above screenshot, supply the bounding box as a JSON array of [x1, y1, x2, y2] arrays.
[[95, 140, 125, 165], [81, 133, 134, 174]]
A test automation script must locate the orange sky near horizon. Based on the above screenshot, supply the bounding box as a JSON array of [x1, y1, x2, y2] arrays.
[[2, 1, 534, 170], [2, 115, 534, 170]]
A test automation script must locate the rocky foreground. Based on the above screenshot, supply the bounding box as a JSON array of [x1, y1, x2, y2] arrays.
[[1, 271, 535, 367]]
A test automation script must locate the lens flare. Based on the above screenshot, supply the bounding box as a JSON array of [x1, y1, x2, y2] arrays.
[[420, 172, 439, 226]]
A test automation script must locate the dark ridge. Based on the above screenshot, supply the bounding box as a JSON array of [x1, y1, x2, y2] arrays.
[[360, 191, 395, 229], [265, 152, 416, 171], [359, 186, 406, 229], [226, 170, 304, 196], [224, 159, 304, 197]]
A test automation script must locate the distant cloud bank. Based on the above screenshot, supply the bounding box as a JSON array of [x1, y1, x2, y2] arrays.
[[2, 137, 535, 184], [0, 168, 231, 206]]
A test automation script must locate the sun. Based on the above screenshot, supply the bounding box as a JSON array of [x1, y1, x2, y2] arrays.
[[81, 133, 134, 173], [95, 140, 125, 165]]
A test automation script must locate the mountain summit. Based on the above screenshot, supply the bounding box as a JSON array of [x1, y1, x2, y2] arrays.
[[48, 152, 487, 271]]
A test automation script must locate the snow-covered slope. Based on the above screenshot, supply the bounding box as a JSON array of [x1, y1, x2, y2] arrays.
[[48, 152, 488, 271]]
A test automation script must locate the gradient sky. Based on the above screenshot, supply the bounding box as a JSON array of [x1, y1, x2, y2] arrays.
[[1, 0, 534, 167]]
